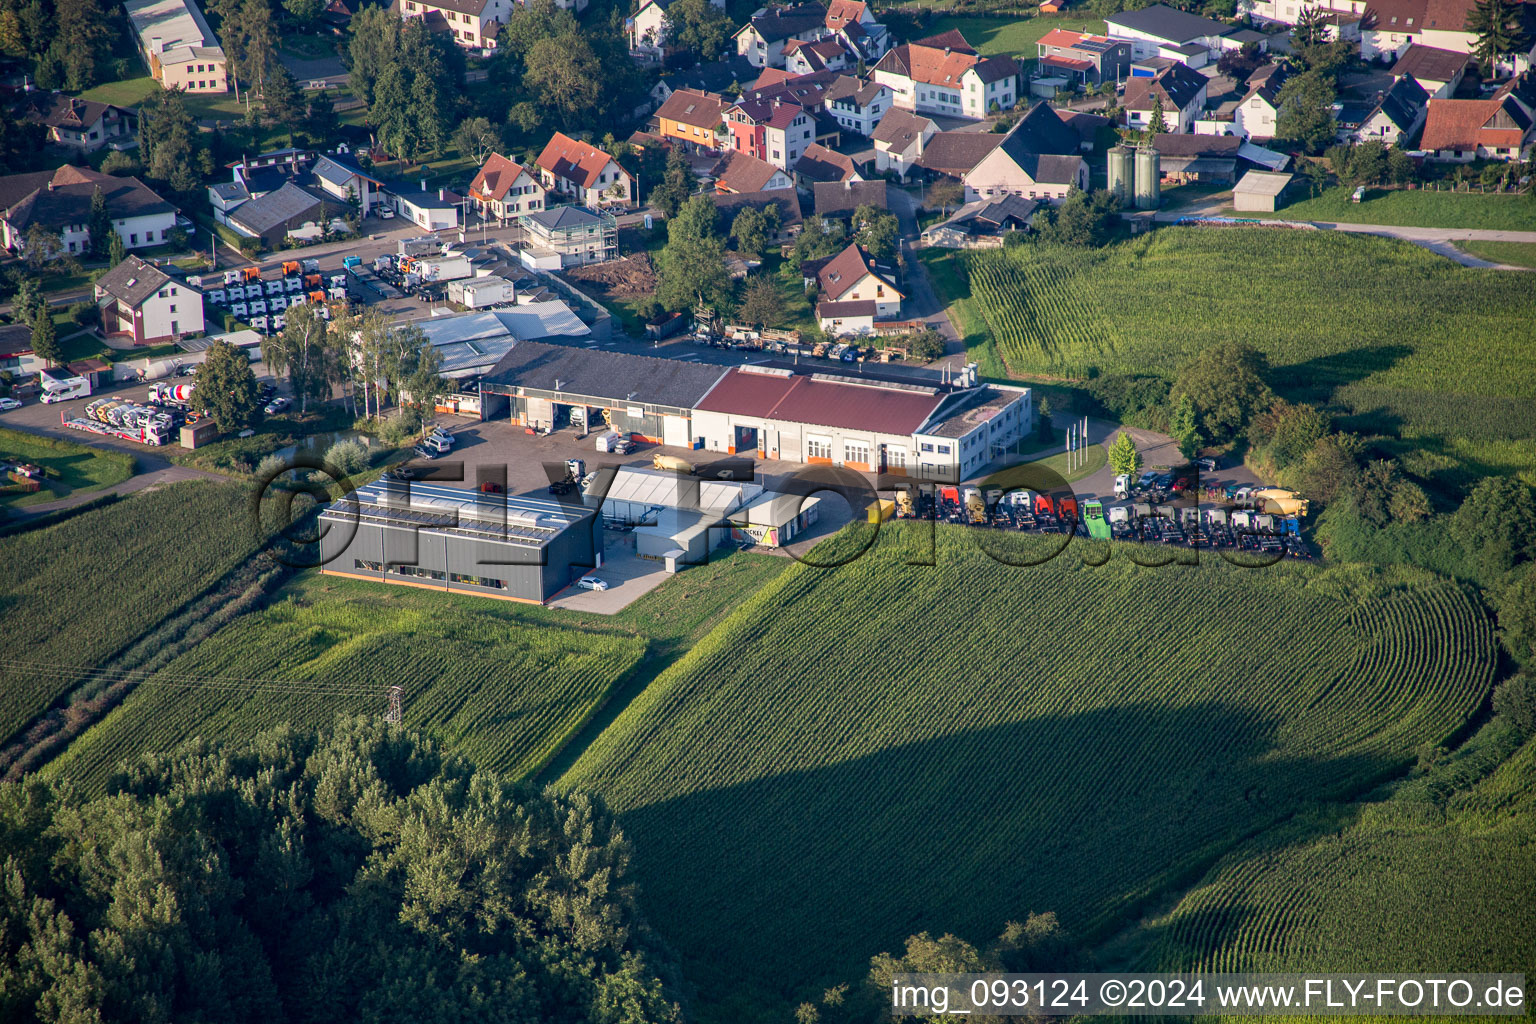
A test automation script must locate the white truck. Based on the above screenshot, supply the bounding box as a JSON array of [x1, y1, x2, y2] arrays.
[[39, 369, 90, 403], [595, 430, 634, 455]]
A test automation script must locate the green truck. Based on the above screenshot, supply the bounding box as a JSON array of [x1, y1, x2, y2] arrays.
[[1084, 499, 1111, 540]]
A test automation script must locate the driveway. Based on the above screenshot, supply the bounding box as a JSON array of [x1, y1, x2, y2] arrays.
[[888, 186, 965, 368], [546, 545, 670, 613], [276, 50, 346, 87]]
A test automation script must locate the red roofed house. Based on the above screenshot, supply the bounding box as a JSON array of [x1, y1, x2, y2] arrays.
[[1035, 29, 1132, 85], [468, 152, 547, 223], [1419, 96, 1534, 161], [872, 29, 1019, 118], [691, 363, 1032, 481], [534, 132, 637, 208], [814, 242, 903, 334], [723, 96, 815, 170], [713, 150, 796, 194]]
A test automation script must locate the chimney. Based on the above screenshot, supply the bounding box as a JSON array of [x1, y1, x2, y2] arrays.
[[439, 187, 446, 201], [843, 178, 852, 190], [944, 45, 950, 54], [150, 36, 162, 53], [420, 177, 427, 191]]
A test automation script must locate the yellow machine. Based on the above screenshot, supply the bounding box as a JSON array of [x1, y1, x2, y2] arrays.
[[1252, 488, 1310, 518], [652, 454, 695, 475]]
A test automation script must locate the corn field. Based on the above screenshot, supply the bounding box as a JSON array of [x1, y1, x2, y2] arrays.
[[561, 527, 1496, 1024], [49, 576, 648, 795], [962, 234, 1536, 435]]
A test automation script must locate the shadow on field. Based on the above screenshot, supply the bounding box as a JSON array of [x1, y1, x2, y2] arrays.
[[614, 701, 1392, 1024], [1270, 344, 1412, 405]]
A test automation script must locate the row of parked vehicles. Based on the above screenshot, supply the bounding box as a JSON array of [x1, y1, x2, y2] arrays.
[[198, 260, 344, 335]]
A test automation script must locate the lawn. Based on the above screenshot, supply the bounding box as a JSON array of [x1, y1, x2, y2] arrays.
[[1457, 239, 1536, 268], [51, 548, 789, 796], [561, 526, 1496, 1024], [1253, 184, 1536, 232], [908, 13, 1104, 56], [0, 426, 135, 509]]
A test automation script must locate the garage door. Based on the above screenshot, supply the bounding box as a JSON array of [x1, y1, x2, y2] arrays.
[[662, 415, 690, 448]]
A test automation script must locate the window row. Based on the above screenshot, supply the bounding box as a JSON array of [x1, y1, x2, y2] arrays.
[[353, 559, 506, 590]]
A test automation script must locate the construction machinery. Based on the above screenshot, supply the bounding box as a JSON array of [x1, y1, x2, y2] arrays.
[[653, 454, 695, 475], [548, 458, 586, 495], [963, 487, 987, 524], [1251, 487, 1310, 518]]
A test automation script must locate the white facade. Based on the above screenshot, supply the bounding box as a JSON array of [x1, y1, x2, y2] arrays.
[[828, 269, 902, 317], [400, 0, 515, 51], [1234, 93, 1279, 139], [392, 193, 459, 231], [827, 84, 892, 136], [448, 277, 515, 308]]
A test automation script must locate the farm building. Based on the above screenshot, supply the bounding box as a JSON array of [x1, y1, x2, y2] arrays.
[[1231, 170, 1293, 211], [728, 491, 822, 547], [480, 340, 729, 445], [317, 481, 602, 604], [690, 363, 1033, 481]]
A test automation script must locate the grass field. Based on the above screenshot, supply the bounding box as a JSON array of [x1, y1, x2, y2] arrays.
[[1144, 722, 1536, 977], [1266, 185, 1536, 232], [1457, 240, 1536, 268], [0, 480, 262, 747], [953, 232, 1536, 442], [561, 526, 1497, 1024], [51, 549, 789, 796], [0, 427, 135, 509], [920, 13, 1103, 56]]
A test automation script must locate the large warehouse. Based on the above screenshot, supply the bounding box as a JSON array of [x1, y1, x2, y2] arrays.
[[691, 364, 1033, 482], [584, 466, 762, 562], [318, 481, 601, 603], [479, 340, 729, 446]]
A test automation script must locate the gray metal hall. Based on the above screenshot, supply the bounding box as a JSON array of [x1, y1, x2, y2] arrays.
[[318, 481, 600, 603]]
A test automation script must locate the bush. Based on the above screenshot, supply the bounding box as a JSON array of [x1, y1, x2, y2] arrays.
[[1497, 567, 1536, 664], [255, 453, 289, 479], [99, 151, 140, 176], [1492, 672, 1536, 735], [324, 438, 370, 476], [377, 410, 423, 447], [237, 235, 262, 257], [67, 300, 98, 328]]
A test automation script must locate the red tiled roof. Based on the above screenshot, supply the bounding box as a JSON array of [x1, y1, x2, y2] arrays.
[[752, 68, 796, 89], [657, 88, 727, 130], [825, 0, 866, 29], [695, 367, 945, 435], [469, 152, 531, 201], [1043, 54, 1095, 70], [535, 132, 625, 189], [714, 151, 786, 193], [817, 242, 899, 300], [1037, 28, 1090, 47], [1421, 97, 1532, 151]]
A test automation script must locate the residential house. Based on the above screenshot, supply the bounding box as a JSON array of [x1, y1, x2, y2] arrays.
[[812, 178, 889, 219], [815, 242, 903, 332], [94, 254, 204, 345], [468, 153, 547, 223], [629, 0, 728, 60], [962, 106, 1088, 201], [656, 88, 729, 153], [823, 0, 890, 60], [1242, 0, 1367, 29], [535, 132, 637, 207], [795, 143, 862, 186], [723, 96, 815, 170], [649, 54, 757, 110], [1103, 3, 1235, 63], [1035, 29, 1133, 85], [399, 0, 576, 53], [123, 0, 227, 92], [0, 165, 176, 256], [384, 181, 462, 230], [1351, 74, 1429, 143], [1420, 95, 1534, 160], [1232, 62, 1289, 139], [823, 75, 891, 135], [519, 205, 619, 268], [1389, 44, 1469, 97], [1356, 0, 1536, 65], [712, 189, 804, 240], [19, 94, 137, 153], [735, 3, 831, 67], [784, 36, 853, 75], [915, 131, 1005, 178], [920, 195, 1038, 247], [311, 154, 384, 215], [713, 150, 796, 193], [0, 324, 44, 377], [1123, 62, 1208, 133], [225, 181, 337, 247], [871, 108, 937, 177], [873, 30, 1019, 119]]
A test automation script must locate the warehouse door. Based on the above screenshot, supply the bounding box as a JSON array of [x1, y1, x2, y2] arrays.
[[662, 415, 689, 448]]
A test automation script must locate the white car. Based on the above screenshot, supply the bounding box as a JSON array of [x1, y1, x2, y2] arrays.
[[264, 397, 289, 415], [0, 397, 21, 411], [576, 576, 609, 592]]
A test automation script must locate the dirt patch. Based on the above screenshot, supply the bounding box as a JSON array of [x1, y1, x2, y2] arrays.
[[565, 252, 657, 302]]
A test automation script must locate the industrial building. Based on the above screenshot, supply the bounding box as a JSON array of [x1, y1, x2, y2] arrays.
[[413, 306, 592, 381], [690, 363, 1032, 482], [480, 341, 729, 446], [318, 481, 601, 603], [728, 491, 822, 548], [584, 466, 763, 563]]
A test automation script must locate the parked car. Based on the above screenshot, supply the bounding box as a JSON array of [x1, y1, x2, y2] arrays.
[[576, 576, 609, 591], [176, 363, 198, 377], [412, 445, 438, 460], [1136, 470, 1159, 490], [1196, 456, 1219, 473], [257, 382, 277, 399], [263, 397, 289, 415]]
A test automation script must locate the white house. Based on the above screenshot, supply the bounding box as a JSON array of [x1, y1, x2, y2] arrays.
[[1389, 44, 1469, 97], [535, 132, 637, 207], [723, 97, 815, 171], [872, 30, 1019, 119], [1353, 0, 1536, 65], [1419, 95, 1535, 161], [94, 255, 205, 346], [823, 75, 891, 136], [871, 107, 937, 178], [816, 242, 903, 321], [312, 154, 384, 216], [1352, 74, 1429, 143], [735, 3, 833, 68], [628, 0, 728, 60], [1122, 62, 1209, 134], [385, 182, 461, 231], [962, 106, 1088, 203], [1232, 63, 1289, 139], [0, 165, 176, 257], [1104, 3, 1234, 60], [468, 153, 547, 222]]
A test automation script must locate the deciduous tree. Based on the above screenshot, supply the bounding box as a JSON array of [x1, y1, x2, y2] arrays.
[[665, 0, 734, 60], [736, 274, 785, 327], [196, 338, 261, 432], [1169, 341, 1272, 444], [656, 194, 732, 312], [1275, 70, 1338, 153]]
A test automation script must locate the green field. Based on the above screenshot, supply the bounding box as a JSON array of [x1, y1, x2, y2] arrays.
[[920, 13, 1104, 57], [561, 527, 1497, 1023], [954, 232, 1536, 441], [50, 549, 789, 795], [0, 427, 135, 509], [0, 480, 261, 746], [1146, 722, 1536, 977], [1457, 240, 1536, 268], [1265, 185, 1536, 232]]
